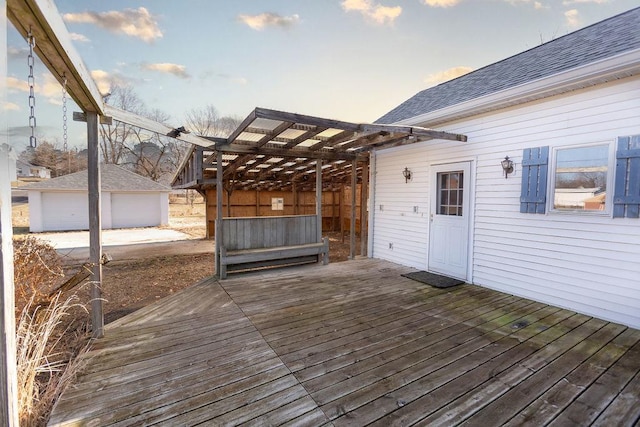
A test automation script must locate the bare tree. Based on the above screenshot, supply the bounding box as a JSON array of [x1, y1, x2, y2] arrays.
[[184, 104, 241, 137], [123, 109, 171, 181], [100, 85, 146, 165], [99, 86, 186, 183]]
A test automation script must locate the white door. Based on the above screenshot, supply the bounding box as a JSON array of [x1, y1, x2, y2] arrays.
[[428, 162, 471, 280]]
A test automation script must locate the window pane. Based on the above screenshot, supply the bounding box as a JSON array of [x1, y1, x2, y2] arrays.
[[554, 145, 608, 211], [440, 173, 448, 189], [437, 172, 464, 216], [450, 173, 459, 189], [440, 190, 449, 205]]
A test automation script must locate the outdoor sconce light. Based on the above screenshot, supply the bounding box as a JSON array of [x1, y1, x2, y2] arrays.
[[403, 167, 412, 183], [501, 156, 514, 179]]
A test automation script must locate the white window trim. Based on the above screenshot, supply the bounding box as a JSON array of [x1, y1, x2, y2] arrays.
[[548, 140, 616, 216]]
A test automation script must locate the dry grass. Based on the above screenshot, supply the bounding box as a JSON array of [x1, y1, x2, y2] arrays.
[[12, 204, 29, 230], [13, 237, 91, 426], [17, 294, 89, 426]]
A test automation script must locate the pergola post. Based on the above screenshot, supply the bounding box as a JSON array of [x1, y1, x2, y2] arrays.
[[349, 160, 357, 260], [293, 182, 298, 215], [87, 112, 103, 338], [316, 160, 322, 243], [215, 149, 223, 278], [360, 160, 369, 257]]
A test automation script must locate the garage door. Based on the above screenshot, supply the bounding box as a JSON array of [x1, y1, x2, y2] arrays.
[[42, 192, 89, 231], [111, 193, 161, 228]]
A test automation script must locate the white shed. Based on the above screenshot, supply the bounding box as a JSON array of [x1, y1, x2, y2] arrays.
[[371, 8, 640, 329], [25, 164, 170, 232]]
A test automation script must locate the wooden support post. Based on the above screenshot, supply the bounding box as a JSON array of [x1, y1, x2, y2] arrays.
[[215, 150, 223, 278], [0, 152, 18, 426], [331, 190, 337, 232], [340, 185, 345, 244], [316, 160, 323, 242], [0, 4, 18, 419], [360, 160, 369, 257], [194, 147, 203, 181], [87, 112, 103, 338], [293, 182, 298, 215], [256, 190, 260, 216], [349, 160, 357, 260]]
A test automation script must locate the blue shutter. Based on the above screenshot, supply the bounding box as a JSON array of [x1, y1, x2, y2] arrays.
[[520, 146, 549, 214], [613, 135, 640, 218]]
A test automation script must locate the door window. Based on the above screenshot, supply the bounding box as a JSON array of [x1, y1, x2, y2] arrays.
[[437, 171, 464, 216]]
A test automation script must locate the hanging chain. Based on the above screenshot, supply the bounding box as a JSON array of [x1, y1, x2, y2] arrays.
[[27, 28, 37, 148], [62, 75, 70, 172]]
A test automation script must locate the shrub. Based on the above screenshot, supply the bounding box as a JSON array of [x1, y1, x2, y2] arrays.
[[13, 237, 64, 313]]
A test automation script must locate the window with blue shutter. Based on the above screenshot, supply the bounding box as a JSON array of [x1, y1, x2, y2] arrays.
[[613, 135, 640, 218], [520, 146, 549, 214]]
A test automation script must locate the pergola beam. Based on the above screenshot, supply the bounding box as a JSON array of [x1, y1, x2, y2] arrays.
[[104, 105, 214, 148], [7, 0, 104, 114], [213, 142, 365, 161]]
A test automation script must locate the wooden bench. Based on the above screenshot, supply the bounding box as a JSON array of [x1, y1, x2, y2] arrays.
[[216, 215, 329, 279]]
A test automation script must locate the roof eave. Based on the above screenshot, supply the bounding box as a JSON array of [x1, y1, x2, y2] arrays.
[[394, 48, 640, 128]]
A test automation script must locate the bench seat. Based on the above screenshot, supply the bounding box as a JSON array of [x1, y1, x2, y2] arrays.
[[219, 238, 329, 279]]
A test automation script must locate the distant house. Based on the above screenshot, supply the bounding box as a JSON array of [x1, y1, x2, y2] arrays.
[[372, 8, 640, 328], [24, 164, 170, 232], [16, 160, 51, 179]]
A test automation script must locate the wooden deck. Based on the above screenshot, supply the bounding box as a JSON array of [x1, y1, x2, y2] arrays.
[[48, 259, 640, 426]]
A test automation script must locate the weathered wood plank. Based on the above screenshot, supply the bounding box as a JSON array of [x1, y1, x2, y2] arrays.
[[48, 259, 640, 426], [144, 381, 306, 426], [591, 369, 640, 426], [366, 310, 586, 426], [457, 320, 624, 427], [548, 333, 640, 426], [278, 290, 516, 372], [502, 328, 640, 427], [317, 303, 554, 416], [298, 297, 532, 390]]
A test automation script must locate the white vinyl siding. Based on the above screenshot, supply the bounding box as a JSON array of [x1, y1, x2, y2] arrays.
[[372, 76, 640, 328], [372, 148, 430, 269]]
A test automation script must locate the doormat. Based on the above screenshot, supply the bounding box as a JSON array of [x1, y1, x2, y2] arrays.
[[401, 271, 464, 288]]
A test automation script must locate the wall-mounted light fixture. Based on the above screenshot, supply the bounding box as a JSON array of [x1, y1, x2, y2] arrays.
[[501, 156, 514, 179], [403, 167, 412, 183]]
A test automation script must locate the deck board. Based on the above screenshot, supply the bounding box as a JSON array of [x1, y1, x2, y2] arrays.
[[48, 259, 640, 426]]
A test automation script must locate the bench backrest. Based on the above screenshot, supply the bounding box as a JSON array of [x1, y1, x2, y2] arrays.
[[218, 215, 319, 251]]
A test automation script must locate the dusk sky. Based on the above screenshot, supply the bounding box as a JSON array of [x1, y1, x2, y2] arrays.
[[4, 0, 639, 150]]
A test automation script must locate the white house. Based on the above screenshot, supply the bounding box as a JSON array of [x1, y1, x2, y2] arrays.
[[25, 164, 170, 232], [16, 159, 51, 179], [371, 8, 640, 329]]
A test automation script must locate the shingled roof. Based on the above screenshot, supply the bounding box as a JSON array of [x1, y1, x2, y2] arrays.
[[377, 7, 640, 124], [23, 164, 170, 192]]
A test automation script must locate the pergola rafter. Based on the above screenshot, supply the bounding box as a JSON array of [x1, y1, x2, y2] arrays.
[[172, 107, 467, 192]]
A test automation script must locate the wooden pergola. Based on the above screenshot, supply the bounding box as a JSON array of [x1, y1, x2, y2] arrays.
[[172, 107, 467, 264]]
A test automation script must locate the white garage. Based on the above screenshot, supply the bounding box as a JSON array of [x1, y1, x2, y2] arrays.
[[26, 164, 170, 232]]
